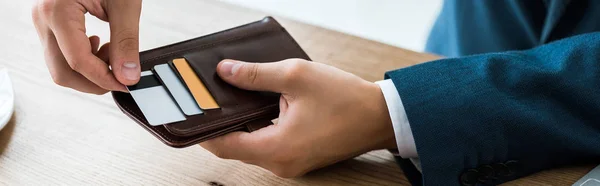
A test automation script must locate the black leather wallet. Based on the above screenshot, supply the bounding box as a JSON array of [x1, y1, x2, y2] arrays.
[[112, 17, 310, 148]]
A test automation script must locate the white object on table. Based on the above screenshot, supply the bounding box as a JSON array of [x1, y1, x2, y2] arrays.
[[0, 68, 14, 131], [574, 165, 600, 186]]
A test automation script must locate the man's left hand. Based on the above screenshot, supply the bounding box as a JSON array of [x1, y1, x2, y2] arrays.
[[200, 58, 396, 178]]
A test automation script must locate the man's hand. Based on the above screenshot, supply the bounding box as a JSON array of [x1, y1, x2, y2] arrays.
[[201, 59, 396, 178], [32, 0, 142, 94]]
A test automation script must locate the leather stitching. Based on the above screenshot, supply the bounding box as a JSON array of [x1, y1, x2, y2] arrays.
[[116, 19, 309, 140], [166, 104, 277, 134]]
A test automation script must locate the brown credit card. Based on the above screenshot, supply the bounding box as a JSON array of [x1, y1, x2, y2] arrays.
[[171, 58, 220, 110]]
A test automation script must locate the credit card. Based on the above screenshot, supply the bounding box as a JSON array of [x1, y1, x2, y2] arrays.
[[127, 71, 186, 126], [171, 58, 220, 110], [154, 63, 203, 116]]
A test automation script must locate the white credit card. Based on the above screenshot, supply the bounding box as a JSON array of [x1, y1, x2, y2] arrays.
[[154, 63, 202, 116], [127, 71, 186, 126]]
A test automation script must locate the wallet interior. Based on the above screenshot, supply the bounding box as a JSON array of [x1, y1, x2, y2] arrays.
[[112, 17, 310, 147]]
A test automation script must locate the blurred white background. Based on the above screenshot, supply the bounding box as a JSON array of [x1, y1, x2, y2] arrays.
[[218, 0, 443, 52]]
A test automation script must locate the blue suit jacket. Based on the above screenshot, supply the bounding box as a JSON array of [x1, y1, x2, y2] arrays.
[[388, 0, 600, 185]]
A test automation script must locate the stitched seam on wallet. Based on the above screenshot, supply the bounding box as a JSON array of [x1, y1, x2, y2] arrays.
[[119, 102, 267, 143], [171, 103, 277, 134], [167, 27, 307, 134], [136, 28, 285, 134], [141, 28, 282, 63], [120, 23, 305, 136], [125, 40, 280, 136]]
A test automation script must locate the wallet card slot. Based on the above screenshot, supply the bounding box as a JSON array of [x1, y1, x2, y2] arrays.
[[164, 29, 307, 136], [183, 51, 272, 109], [182, 30, 307, 107], [113, 17, 310, 143]]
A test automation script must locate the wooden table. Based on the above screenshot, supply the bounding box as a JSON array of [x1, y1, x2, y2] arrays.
[[0, 0, 593, 185]]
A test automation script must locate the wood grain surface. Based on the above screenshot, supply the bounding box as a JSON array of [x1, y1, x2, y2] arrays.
[[0, 0, 593, 185]]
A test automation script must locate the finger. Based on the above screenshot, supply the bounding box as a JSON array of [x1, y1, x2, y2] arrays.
[[216, 59, 307, 93], [89, 36, 100, 54], [32, 5, 109, 94], [200, 130, 273, 161], [49, 1, 126, 92], [97, 43, 127, 92], [105, 0, 142, 85], [97, 42, 110, 63], [44, 32, 109, 94], [278, 96, 288, 119]]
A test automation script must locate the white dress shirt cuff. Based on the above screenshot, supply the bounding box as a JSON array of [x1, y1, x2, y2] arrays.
[[375, 79, 418, 158]]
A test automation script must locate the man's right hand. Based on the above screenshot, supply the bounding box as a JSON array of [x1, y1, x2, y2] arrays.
[[32, 0, 143, 94]]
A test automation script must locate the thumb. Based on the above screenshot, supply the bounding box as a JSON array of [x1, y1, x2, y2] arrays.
[[217, 60, 297, 93], [105, 0, 142, 85]]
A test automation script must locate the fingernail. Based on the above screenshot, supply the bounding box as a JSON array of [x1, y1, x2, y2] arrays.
[[220, 61, 241, 77], [122, 62, 139, 81]]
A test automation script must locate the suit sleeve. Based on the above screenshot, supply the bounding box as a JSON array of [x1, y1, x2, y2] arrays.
[[386, 32, 600, 186]]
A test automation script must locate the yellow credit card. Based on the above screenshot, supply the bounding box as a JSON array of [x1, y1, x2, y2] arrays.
[[172, 58, 220, 110]]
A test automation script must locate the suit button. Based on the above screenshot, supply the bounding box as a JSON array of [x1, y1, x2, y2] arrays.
[[460, 169, 479, 186], [505, 160, 519, 176], [492, 163, 511, 177], [477, 165, 496, 182]]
